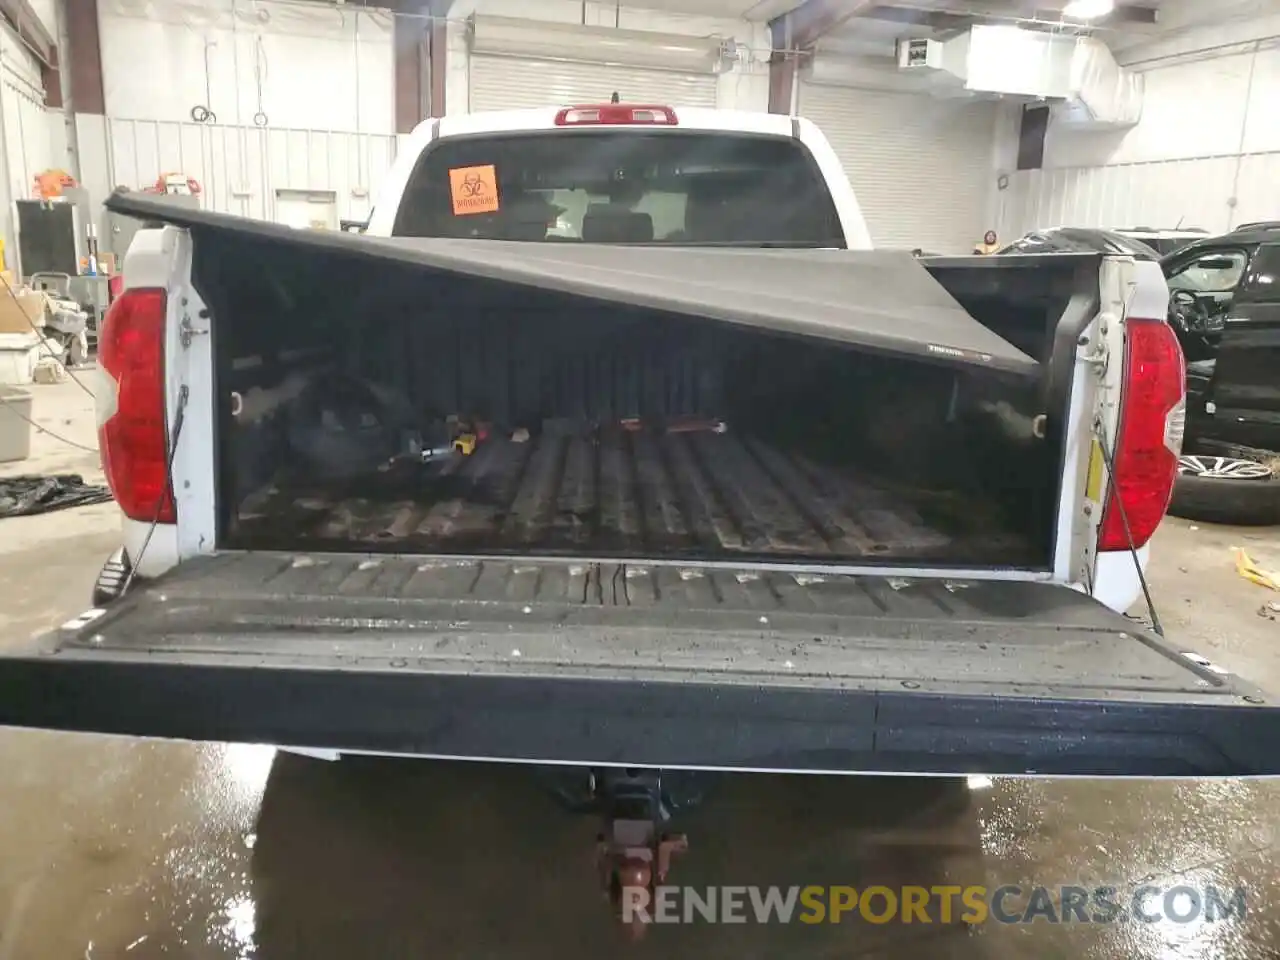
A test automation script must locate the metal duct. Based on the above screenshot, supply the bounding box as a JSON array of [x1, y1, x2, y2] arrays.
[[883, 25, 1142, 127], [1059, 36, 1144, 128]]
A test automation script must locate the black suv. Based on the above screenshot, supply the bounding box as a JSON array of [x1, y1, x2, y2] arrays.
[[1159, 224, 1280, 524], [1161, 225, 1280, 451]]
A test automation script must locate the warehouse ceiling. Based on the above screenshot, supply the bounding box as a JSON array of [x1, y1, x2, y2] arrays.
[[826, 0, 1163, 30], [778, 1, 1163, 47], [736, 0, 1169, 57], [622, 0, 1168, 26], [579, 0, 1174, 54], [385, 0, 1261, 53]]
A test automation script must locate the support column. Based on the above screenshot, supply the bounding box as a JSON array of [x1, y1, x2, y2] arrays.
[[64, 0, 104, 114], [393, 9, 430, 134], [394, 0, 450, 132], [767, 19, 795, 114], [428, 15, 446, 118]]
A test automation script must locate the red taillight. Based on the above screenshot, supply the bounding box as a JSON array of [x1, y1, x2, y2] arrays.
[[1099, 318, 1186, 551], [554, 104, 678, 126], [98, 287, 173, 523]]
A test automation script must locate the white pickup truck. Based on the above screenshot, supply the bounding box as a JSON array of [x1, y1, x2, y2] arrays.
[[1, 104, 1274, 790]]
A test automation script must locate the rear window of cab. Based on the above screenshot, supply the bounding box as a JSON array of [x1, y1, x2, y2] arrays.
[[391, 130, 846, 248]]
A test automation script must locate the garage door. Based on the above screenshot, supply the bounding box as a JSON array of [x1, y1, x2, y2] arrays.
[[469, 56, 718, 113], [798, 82, 998, 254]]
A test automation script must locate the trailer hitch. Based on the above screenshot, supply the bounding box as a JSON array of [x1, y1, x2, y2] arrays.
[[592, 770, 688, 937]]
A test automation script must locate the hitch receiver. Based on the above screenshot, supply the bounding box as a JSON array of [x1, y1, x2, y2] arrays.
[[593, 770, 688, 937]]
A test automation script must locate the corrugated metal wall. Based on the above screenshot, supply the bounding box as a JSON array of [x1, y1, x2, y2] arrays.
[[799, 79, 999, 253], [468, 56, 719, 112], [2, 82, 56, 197], [103, 118, 400, 221], [999, 44, 1280, 237], [1000, 152, 1280, 238], [0, 23, 63, 271], [98, 0, 395, 134]]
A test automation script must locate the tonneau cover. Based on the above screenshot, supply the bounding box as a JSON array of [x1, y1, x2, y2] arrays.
[[106, 191, 1036, 375]]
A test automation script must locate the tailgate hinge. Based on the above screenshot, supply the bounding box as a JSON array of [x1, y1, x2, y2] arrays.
[[180, 310, 210, 348], [1078, 325, 1110, 370]]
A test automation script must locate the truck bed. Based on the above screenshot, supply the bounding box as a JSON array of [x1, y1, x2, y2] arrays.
[[3, 552, 1278, 776], [232, 428, 1034, 565], [176, 203, 1092, 570]]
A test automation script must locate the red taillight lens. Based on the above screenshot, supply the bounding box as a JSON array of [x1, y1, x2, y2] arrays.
[[98, 287, 173, 523], [1099, 318, 1186, 551], [554, 104, 678, 126]]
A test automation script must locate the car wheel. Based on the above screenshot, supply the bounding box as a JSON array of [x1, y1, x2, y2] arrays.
[[1168, 455, 1280, 526]]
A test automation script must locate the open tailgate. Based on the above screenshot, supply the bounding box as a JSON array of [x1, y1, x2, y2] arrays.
[[2, 553, 1278, 776]]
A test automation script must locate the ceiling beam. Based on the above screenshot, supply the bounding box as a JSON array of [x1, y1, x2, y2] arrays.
[[856, 5, 971, 29], [771, 0, 880, 49], [767, 0, 878, 112], [1080, 4, 1159, 25], [1042, 3, 1159, 26], [860, 2, 1158, 30]]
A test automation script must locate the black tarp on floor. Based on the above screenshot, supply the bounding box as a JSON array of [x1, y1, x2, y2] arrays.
[[0, 475, 112, 518]]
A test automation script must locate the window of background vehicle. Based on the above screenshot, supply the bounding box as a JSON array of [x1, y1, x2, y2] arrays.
[[1241, 244, 1280, 293], [392, 131, 846, 247], [1167, 249, 1249, 293]]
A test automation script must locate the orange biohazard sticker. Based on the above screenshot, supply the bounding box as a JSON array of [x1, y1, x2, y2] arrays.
[[449, 165, 500, 216]]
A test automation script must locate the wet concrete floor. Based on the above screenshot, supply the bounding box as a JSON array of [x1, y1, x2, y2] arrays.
[[3, 379, 1280, 959]]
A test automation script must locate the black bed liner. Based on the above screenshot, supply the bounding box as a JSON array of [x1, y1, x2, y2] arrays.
[[105, 191, 1037, 375], [3, 552, 1278, 776], [231, 429, 1033, 565]]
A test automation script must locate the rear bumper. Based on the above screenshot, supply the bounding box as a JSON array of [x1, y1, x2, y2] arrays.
[[6, 552, 1280, 777]]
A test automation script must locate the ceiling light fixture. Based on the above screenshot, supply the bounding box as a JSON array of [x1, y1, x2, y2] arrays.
[[1062, 0, 1117, 19]]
